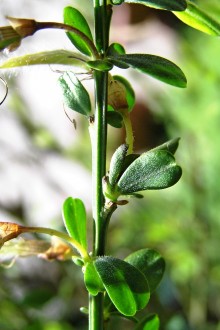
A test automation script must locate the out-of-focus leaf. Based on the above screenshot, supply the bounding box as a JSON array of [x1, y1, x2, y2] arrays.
[[62, 197, 87, 250], [94, 256, 150, 316], [0, 50, 88, 69], [121, 0, 187, 11], [107, 43, 126, 56], [108, 54, 187, 88], [64, 6, 93, 56], [134, 314, 160, 330], [173, 1, 220, 36], [125, 249, 165, 292], [59, 71, 91, 116]]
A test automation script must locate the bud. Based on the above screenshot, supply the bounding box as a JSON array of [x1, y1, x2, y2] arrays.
[[108, 75, 128, 111], [6, 16, 38, 38]]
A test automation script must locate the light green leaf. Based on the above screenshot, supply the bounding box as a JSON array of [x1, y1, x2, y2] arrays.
[[125, 249, 165, 292], [107, 43, 126, 56], [84, 262, 104, 295], [134, 314, 160, 330], [94, 256, 150, 316], [59, 71, 91, 116], [108, 54, 187, 88], [117, 150, 182, 194], [87, 59, 113, 71], [0, 50, 88, 69], [64, 6, 93, 56], [122, 0, 187, 11], [62, 197, 87, 250], [173, 1, 220, 36], [112, 75, 135, 112]]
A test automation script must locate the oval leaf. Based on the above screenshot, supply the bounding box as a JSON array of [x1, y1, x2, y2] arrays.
[[59, 71, 91, 116], [64, 6, 93, 56], [173, 1, 220, 36], [87, 59, 113, 71], [108, 54, 187, 88], [117, 150, 182, 194], [107, 109, 123, 128], [0, 50, 88, 69], [84, 262, 104, 296], [134, 314, 160, 330], [108, 144, 128, 186], [62, 197, 87, 250], [113, 75, 135, 112], [94, 256, 150, 316], [123, 0, 187, 11], [125, 249, 165, 292], [107, 43, 126, 56]]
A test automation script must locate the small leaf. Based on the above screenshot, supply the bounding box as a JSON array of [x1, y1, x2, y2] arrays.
[[123, 0, 187, 11], [117, 150, 182, 194], [59, 71, 91, 116], [125, 249, 165, 292], [151, 137, 180, 155], [113, 75, 135, 112], [87, 59, 113, 71], [94, 256, 150, 316], [0, 50, 88, 69], [64, 6, 93, 56], [107, 109, 123, 128], [134, 314, 160, 330], [107, 43, 126, 56], [62, 197, 87, 250], [84, 262, 104, 296], [108, 54, 187, 88], [173, 1, 220, 36], [108, 144, 128, 187]]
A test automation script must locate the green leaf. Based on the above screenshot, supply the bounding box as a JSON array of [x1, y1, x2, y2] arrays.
[[134, 314, 160, 330], [117, 150, 182, 194], [173, 1, 220, 36], [107, 109, 123, 128], [87, 59, 113, 71], [62, 197, 87, 250], [94, 256, 150, 316], [108, 144, 129, 187], [107, 43, 126, 56], [59, 71, 91, 116], [0, 50, 88, 69], [113, 75, 135, 112], [151, 137, 180, 155], [108, 54, 187, 88], [122, 0, 187, 11], [125, 249, 165, 292], [64, 6, 93, 56], [84, 262, 104, 296]]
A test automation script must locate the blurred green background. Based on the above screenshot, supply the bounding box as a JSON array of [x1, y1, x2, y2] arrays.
[[0, 0, 220, 329]]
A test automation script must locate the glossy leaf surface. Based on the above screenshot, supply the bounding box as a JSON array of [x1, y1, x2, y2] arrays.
[[173, 1, 220, 36], [123, 0, 187, 11], [94, 256, 150, 316], [125, 249, 165, 292], [62, 197, 87, 250], [0, 50, 88, 69], [84, 262, 104, 296], [59, 71, 91, 116], [64, 6, 93, 56], [108, 54, 187, 88], [87, 59, 113, 71], [134, 314, 160, 330], [113, 75, 135, 112], [117, 150, 182, 194], [107, 43, 126, 56]]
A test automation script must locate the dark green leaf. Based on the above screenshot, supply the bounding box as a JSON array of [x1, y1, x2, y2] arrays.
[[173, 1, 220, 36], [125, 249, 165, 292], [64, 6, 93, 56], [134, 314, 160, 330], [107, 43, 126, 56], [94, 256, 150, 316], [113, 75, 135, 112], [122, 0, 187, 11], [87, 59, 113, 71], [117, 150, 182, 194], [108, 144, 128, 187], [84, 262, 104, 296], [151, 137, 180, 155], [59, 71, 91, 116], [62, 197, 87, 250], [107, 109, 123, 128], [108, 54, 187, 88]]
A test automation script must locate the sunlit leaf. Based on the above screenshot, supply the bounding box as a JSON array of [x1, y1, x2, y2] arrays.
[[173, 1, 220, 36], [134, 314, 160, 330], [59, 71, 91, 116], [64, 6, 93, 56], [117, 150, 182, 194], [0, 50, 88, 69], [122, 0, 187, 11], [107, 43, 126, 56], [62, 197, 87, 250], [108, 54, 187, 88], [84, 261, 104, 295], [94, 256, 150, 316], [125, 249, 165, 292]]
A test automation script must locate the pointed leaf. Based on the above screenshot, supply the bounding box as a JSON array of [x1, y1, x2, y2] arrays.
[[59, 71, 91, 116], [123, 0, 187, 11], [134, 314, 160, 330], [151, 137, 180, 155], [64, 6, 93, 56], [62, 197, 87, 250], [108, 54, 187, 88], [0, 50, 88, 69], [117, 150, 182, 194], [113, 75, 135, 112], [84, 262, 104, 296], [94, 256, 150, 316], [125, 249, 165, 292], [173, 1, 220, 36]]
